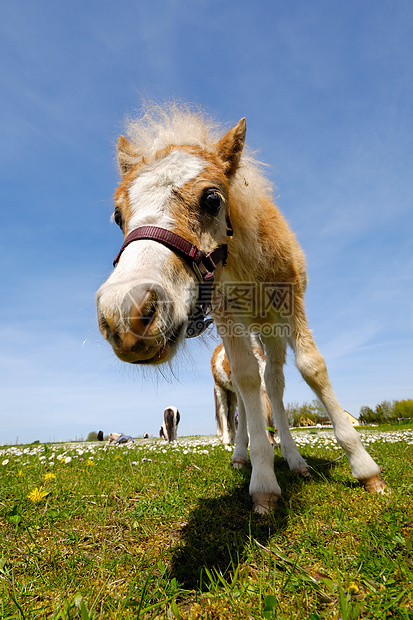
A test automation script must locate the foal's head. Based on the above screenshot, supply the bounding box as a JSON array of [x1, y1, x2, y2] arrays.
[[96, 111, 246, 364]]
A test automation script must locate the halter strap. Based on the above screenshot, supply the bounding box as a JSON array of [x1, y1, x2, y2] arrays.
[[113, 225, 228, 278], [113, 226, 203, 267]]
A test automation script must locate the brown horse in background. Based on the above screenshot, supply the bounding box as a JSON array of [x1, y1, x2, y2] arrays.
[[211, 341, 274, 446]]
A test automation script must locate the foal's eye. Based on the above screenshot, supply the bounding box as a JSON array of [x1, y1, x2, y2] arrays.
[[201, 190, 223, 216], [114, 210, 123, 230]]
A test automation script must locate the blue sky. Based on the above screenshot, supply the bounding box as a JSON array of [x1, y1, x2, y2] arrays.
[[1, 0, 412, 444]]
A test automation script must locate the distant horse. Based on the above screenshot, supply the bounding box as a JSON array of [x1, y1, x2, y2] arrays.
[[211, 341, 274, 446], [96, 102, 387, 512], [160, 406, 180, 442]]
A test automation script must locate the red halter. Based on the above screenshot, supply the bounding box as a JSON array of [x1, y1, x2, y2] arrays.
[[113, 220, 232, 337]]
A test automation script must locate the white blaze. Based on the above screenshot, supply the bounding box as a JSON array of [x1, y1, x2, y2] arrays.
[[128, 150, 204, 230], [97, 150, 204, 319]]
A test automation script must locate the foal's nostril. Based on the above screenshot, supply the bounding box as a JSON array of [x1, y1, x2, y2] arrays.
[[141, 293, 157, 327], [112, 332, 123, 348], [130, 339, 147, 353], [128, 288, 158, 337], [98, 314, 112, 337]]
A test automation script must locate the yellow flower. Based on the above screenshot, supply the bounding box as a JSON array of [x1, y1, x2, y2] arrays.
[[86, 459, 94, 466], [17, 470, 24, 478], [348, 582, 360, 595], [114, 455, 123, 461], [44, 472, 56, 481], [27, 486, 49, 503]]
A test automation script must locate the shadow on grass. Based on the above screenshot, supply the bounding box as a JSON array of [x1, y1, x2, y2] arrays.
[[169, 454, 337, 589]]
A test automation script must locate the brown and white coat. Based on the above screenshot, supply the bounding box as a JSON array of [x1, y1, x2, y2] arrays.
[[97, 103, 387, 513]]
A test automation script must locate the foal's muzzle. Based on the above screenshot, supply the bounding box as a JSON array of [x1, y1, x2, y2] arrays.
[[97, 282, 182, 364], [97, 223, 231, 365]]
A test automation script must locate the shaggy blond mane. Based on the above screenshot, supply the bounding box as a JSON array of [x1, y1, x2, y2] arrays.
[[123, 101, 274, 202]]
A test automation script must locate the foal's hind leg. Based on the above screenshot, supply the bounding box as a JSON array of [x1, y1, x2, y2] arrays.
[[263, 336, 311, 477], [289, 299, 387, 493], [223, 334, 281, 513]]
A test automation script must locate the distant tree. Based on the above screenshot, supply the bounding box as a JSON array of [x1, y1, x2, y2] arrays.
[[375, 400, 396, 422], [86, 431, 98, 442], [359, 400, 411, 424], [286, 400, 329, 427], [393, 399, 413, 421], [285, 402, 300, 426], [359, 406, 376, 424]]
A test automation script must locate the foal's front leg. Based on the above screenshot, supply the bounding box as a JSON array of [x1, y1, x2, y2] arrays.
[[223, 334, 281, 513]]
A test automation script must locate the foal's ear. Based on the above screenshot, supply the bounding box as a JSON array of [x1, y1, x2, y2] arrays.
[[216, 118, 246, 177], [117, 135, 141, 176]]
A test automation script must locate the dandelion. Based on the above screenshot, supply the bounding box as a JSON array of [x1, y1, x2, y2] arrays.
[[348, 582, 360, 595], [87, 459, 94, 466], [27, 486, 49, 503], [44, 472, 56, 481]]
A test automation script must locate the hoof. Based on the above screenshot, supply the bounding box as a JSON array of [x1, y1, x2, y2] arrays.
[[360, 474, 389, 494], [252, 492, 280, 514], [292, 466, 311, 478], [232, 457, 247, 470]]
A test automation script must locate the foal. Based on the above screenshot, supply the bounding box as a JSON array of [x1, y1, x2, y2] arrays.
[[96, 103, 387, 513]]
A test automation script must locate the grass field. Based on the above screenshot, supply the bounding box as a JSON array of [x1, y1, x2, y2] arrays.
[[1, 425, 412, 619]]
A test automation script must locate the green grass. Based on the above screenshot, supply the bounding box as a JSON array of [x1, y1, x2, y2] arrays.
[[1, 427, 412, 619]]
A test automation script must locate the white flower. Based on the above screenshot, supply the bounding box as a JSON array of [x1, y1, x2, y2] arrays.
[[2, 459, 9, 465], [64, 456, 72, 464]]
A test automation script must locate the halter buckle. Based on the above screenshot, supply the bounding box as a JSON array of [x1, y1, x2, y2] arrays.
[[192, 262, 205, 283]]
